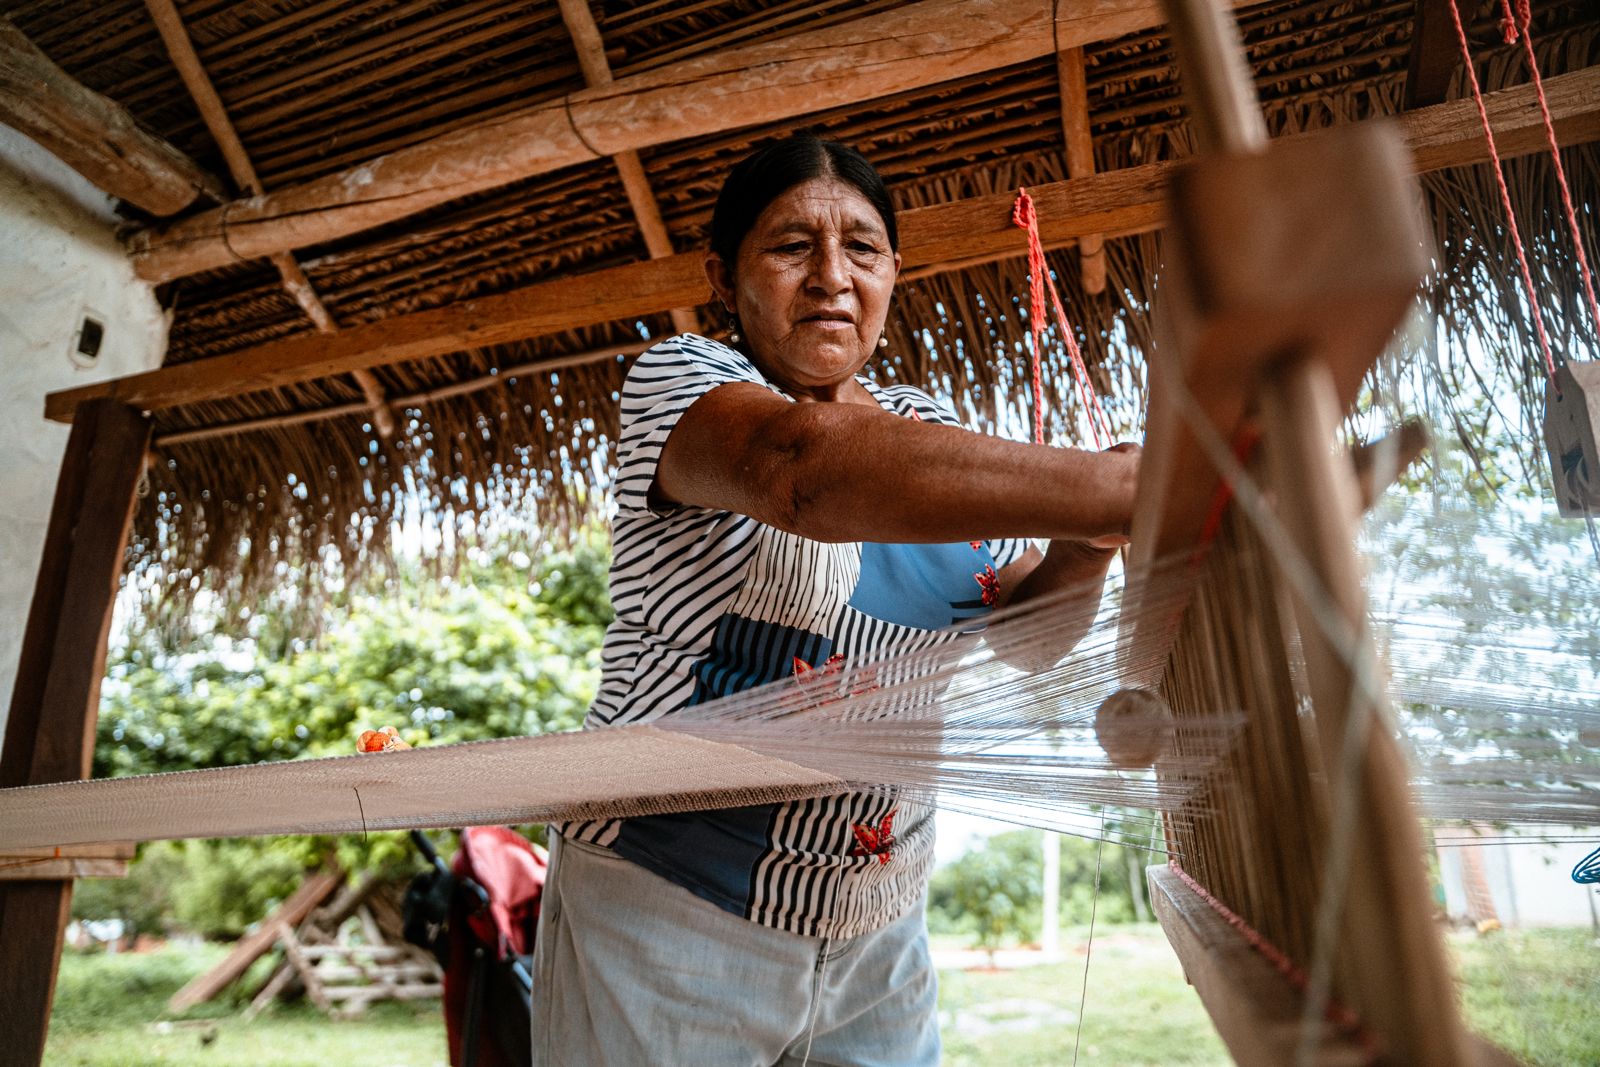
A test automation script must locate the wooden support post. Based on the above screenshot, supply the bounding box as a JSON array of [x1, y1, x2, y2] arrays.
[[142, 0, 395, 438], [0, 400, 151, 1067], [0, 19, 224, 215], [557, 0, 699, 336], [1057, 46, 1107, 294]]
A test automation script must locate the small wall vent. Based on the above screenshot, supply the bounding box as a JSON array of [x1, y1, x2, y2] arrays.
[[70, 315, 104, 368]]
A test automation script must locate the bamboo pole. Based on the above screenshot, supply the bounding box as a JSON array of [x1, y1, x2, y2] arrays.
[[1057, 46, 1107, 295]]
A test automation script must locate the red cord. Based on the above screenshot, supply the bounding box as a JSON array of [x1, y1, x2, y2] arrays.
[[1447, 0, 1559, 383], [1498, 0, 1600, 338], [1012, 188, 1114, 447]]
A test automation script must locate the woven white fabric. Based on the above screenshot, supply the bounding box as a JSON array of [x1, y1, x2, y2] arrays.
[[0, 726, 843, 850]]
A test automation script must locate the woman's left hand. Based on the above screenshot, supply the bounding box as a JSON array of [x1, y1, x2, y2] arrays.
[[1080, 441, 1140, 550]]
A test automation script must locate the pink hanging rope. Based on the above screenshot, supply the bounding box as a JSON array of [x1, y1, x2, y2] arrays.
[[1497, 0, 1600, 338], [1446, 0, 1559, 382], [1012, 188, 1114, 447]]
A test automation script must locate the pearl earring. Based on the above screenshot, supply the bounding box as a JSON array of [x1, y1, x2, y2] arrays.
[[878, 335, 889, 349], [725, 308, 742, 345]]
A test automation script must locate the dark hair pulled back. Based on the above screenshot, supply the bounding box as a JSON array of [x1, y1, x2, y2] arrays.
[[709, 132, 897, 265]]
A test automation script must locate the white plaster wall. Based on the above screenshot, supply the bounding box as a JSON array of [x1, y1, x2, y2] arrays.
[[0, 124, 167, 751], [1437, 830, 1599, 929], [1490, 837, 1599, 928]]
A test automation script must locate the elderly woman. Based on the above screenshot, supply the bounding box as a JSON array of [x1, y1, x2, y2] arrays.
[[530, 133, 1138, 1066]]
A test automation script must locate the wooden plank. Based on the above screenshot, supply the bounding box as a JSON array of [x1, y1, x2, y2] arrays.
[[167, 869, 342, 1012], [324, 983, 442, 1002], [277, 920, 333, 1014], [0, 18, 223, 215], [1404, 0, 1462, 110], [1153, 860, 1519, 1067], [1261, 358, 1466, 1065], [0, 843, 135, 860], [44, 66, 1600, 424], [0, 857, 129, 880], [1149, 866, 1371, 1066], [127, 0, 1262, 282], [0, 400, 150, 1067]]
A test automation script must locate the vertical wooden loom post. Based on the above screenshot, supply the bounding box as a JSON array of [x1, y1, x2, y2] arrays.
[[0, 400, 151, 1067]]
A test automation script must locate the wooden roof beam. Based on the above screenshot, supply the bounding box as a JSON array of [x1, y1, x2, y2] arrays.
[[556, 0, 699, 337], [0, 17, 224, 216], [1057, 45, 1107, 295], [142, 0, 396, 439], [43, 65, 1600, 424], [126, 0, 1270, 284]]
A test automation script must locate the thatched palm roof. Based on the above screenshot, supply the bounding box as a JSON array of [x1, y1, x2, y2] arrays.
[[8, 0, 1598, 624]]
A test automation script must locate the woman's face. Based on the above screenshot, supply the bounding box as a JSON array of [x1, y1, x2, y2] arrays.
[[707, 176, 901, 396]]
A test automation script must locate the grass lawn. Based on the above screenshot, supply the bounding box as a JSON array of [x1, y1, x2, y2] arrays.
[[45, 924, 1598, 1066], [937, 927, 1229, 1066]]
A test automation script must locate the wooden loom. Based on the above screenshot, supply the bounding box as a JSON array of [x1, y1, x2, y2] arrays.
[[1125, 1, 1509, 1063], [1, 2, 1578, 1064]]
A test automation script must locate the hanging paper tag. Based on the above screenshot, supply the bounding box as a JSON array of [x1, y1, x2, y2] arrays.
[[1543, 361, 1600, 517]]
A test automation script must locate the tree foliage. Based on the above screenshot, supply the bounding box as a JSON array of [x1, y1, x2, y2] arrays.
[[77, 536, 612, 936], [928, 826, 1150, 953]]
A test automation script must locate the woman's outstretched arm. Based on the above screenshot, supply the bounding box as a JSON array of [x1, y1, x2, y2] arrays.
[[653, 382, 1138, 545]]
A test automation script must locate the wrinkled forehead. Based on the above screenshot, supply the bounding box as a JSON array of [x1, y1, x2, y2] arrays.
[[751, 177, 890, 237]]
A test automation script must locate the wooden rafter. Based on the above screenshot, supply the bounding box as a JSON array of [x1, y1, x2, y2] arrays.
[[557, 0, 699, 337], [142, 0, 396, 439], [1057, 46, 1107, 295], [125, 0, 1268, 284], [0, 18, 223, 216], [1405, 0, 1463, 110], [43, 65, 1600, 424]]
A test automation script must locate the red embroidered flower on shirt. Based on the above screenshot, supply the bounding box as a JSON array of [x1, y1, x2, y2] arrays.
[[792, 653, 847, 679], [974, 565, 1000, 607], [792, 654, 880, 709], [850, 808, 898, 865], [969, 540, 983, 551]]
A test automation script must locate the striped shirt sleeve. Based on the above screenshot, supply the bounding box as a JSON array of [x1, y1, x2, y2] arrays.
[[613, 335, 770, 517]]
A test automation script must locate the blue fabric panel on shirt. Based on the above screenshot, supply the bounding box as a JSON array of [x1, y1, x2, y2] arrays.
[[610, 804, 780, 915], [690, 613, 834, 703], [616, 613, 833, 915], [849, 541, 997, 630]]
